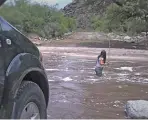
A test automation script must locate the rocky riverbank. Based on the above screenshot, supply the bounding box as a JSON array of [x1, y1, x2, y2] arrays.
[[30, 32, 148, 50]]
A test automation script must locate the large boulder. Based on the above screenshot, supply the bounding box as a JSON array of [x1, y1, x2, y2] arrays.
[[125, 100, 148, 119]]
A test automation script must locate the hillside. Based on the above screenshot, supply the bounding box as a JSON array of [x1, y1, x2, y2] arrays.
[[63, 0, 113, 29], [63, 0, 148, 36], [0, 0, 76, 39]]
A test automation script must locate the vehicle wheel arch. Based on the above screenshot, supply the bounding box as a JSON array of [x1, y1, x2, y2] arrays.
[[4, 53, 49, 106], [22, 70, 49, 106], [1, 53, 49, 118]]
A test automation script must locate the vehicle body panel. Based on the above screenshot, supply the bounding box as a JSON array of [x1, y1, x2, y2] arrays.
[[1, 53, 47, 118], [0, 36, 5, 105], [0, 16, 40, 103], [0, 17, 49, 118], [0, 0, 7, 6]]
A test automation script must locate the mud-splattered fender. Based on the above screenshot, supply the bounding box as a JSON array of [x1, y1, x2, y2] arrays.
[[1, 53, 48, 118]]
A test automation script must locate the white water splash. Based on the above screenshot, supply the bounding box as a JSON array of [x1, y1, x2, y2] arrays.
[[118, 73, 129, 76], [48, 79, 55, 82], [63, 77, 73, 82], [43, 52, 50, 54], [89, 76, 95, 78], [89, 79, 98, 82], [46, 69, 60, 71], [115, 67, 133, 72], [144, 79, 148, 81], [58, 99, 70, 103], [135, 73, 141, 76], [65, 68, 69, 71]]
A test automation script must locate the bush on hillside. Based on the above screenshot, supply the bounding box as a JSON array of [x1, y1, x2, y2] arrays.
[[0, 0, 76, 39]]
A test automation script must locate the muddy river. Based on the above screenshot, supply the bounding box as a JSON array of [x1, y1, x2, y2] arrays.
[[39, 47, 148, 119]]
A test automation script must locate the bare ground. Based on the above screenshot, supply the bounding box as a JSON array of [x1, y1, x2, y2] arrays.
[[41, 39, 148, 49]]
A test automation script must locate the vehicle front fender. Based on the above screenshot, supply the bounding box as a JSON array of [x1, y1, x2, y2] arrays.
[[1, 53, 47, 118], [0, 0, 7, 6]]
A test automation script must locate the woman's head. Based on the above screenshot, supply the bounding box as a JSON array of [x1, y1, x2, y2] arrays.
[[100, 50, 106, 63]]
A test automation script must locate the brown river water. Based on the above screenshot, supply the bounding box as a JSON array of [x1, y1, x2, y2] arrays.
[[39, 47, 148, 119]]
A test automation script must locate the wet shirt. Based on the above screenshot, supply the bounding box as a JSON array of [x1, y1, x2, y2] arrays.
[[96, 57, 104, 68]]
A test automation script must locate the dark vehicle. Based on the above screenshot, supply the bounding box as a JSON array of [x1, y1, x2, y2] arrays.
[[0, 7, 49, 119]]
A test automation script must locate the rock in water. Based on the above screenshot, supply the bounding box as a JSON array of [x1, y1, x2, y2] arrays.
[[125, 100, 148, 119]]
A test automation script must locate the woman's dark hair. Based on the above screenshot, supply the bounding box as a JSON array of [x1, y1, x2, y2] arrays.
[[98, 50, 106, 63]]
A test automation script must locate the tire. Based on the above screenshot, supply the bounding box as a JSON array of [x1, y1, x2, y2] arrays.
[[13, 81, 47, 119]]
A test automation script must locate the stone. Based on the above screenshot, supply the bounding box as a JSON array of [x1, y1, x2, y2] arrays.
[[64, 32, 72, 36], [56, 38, 60, 41], [125, 100, 148, 119], [124, 36, 131, 40]]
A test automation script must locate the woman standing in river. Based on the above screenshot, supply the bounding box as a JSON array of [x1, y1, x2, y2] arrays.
[[95, 50, 106, 77]]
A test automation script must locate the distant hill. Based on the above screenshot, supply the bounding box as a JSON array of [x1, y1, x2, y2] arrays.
[[63, 0, 113, 29]]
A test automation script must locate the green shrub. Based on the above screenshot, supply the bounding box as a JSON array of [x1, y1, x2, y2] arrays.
[[0, 0, 76, 39]]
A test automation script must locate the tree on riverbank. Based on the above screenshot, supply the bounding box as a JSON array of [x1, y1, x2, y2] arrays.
[[0, 0, 76, 38]]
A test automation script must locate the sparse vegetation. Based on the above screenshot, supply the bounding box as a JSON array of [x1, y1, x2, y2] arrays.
[[90, 0, 148, 35], [1, 0, 148, 38], [0, 0, 76, 39], [64, 0, 148, 36]]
